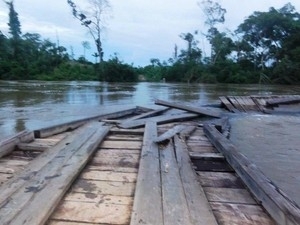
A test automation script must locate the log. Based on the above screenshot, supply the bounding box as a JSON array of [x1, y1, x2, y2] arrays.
[[155, 99, 222, 118], [119, 112, 199, 129], [203, 124, 300, 225], [0, 121, 110, 225], [34, 107, 137, 138], [130, 121, 163, 225], [0, 130, 34, 158], [174, 135, 218, 225]]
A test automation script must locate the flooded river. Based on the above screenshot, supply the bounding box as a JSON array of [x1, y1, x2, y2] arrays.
[[1, 80, 300, 206], [1, 80, 299, 138]]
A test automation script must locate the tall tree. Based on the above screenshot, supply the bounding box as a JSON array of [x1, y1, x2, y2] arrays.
[[6, 0, 21, 40], [67, 0, 111, 63], [199, 0, 227, 64]]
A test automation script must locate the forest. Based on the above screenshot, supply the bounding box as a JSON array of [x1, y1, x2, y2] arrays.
[[0, 1, 300, 84]]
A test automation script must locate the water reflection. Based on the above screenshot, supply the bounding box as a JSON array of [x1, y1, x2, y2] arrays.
[[0, 80, 299, 138]]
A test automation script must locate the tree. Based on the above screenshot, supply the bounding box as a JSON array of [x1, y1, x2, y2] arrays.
[[6, 0, 21, 40], [81, 40, 91, 59], [199, 0, 227, 64], [67, 0, 111, 63], [236, 3, 300, 83]]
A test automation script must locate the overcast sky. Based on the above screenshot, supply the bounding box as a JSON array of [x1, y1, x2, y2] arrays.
[[0, 0, 300, 66]]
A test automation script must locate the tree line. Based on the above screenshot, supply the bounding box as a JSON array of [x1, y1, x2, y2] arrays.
[[1, 1, 300, 84]]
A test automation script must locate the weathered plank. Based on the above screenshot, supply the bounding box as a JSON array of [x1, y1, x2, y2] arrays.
[[211, 202, 275, 225], [0, 122, 110, 225], [197, 171, 245, 189], [51, 200, 132, 224], [100, 140, 142, 149], [0, 130, 34, 158], [204, 123, 300, 225], [155, 99, 222, 118], [34, 107, 137, 138], [119, 112, 199, 129], [72, 179, 135, 196], [266, 96, 300, 106], [219, 96, 237, 113], [160, 140, 193, 225], [80, 170, 137, 183], [63, 192, 133, 205], [130, 121, 163, 225], [121, 107, 170, 124], [155, 124, 187, 143], [0, 124, 95, 207], [174, 135, 218, 225], [204, 187, 257, 204], [189, 152, 224, 160]]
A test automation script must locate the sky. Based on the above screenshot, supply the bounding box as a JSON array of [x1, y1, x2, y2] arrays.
[[0, 0, 300, 66]]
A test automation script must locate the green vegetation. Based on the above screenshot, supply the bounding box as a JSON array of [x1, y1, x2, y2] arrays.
[[1, 1, 300, 84]]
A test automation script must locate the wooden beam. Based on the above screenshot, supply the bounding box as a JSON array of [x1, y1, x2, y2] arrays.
[[119, 112, 199, 129], [155, 99, 222, 118], [203, 124, 300, 225], [174, 135, 218, 225], [155, 124, 187, 143], [266, 96, 300, 106], [219, 96, 238, 113], [160, 140, 193, 225], [130, 121, 163, 225], [34, 107, 137, 138], [121, 107, 170, 124], [0, 121, 110, 225], [0, 130, 34, 158]]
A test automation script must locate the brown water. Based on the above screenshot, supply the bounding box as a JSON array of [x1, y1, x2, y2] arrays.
[[1, 80, 299, 138], [230, 114, 300, 206]]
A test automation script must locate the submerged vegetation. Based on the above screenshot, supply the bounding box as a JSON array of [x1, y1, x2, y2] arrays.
[[1, 0, 300, 84]]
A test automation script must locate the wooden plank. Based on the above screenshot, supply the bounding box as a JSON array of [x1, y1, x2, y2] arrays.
[[0, 122, 110, 225], [63, 192, 133, 205], [189, 152, 224, 160], [91, 151, 140, 168], [51, 200, 132, 224], [72, 179, 135, 196], [227, 96, 244, 112], [155, 124, 187, 143], [174, 135, 218, 225], [34, 107, 137, 138], [0, 124, 95, 207], [0, 130, 34, 158], [121, 107, 170, 124], [119, 112, 199, 129], [219, 96, 237, 113], [204, 187, 257, 204], [155, 99, 222, 118], [105, 134, 143, 141], [266, 96, 300, 106], [130, 121, 163, 225], [204, 124, 300, 225], [211, 202, 275, 225], [80, 170, 137, 182], [100, 140, 142, 149], [197, 171, 245, 189], [160, 140, 193, 225]]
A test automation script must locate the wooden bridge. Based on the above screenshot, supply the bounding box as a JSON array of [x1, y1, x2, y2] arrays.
[[0, 96, 299, 225]]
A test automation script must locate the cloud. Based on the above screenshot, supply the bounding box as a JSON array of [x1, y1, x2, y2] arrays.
[[1, 0, 300, 66]]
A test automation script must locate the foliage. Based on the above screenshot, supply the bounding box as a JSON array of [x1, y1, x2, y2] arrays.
[[100, 55, 138, 82], [1, 0, 300, 84]]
